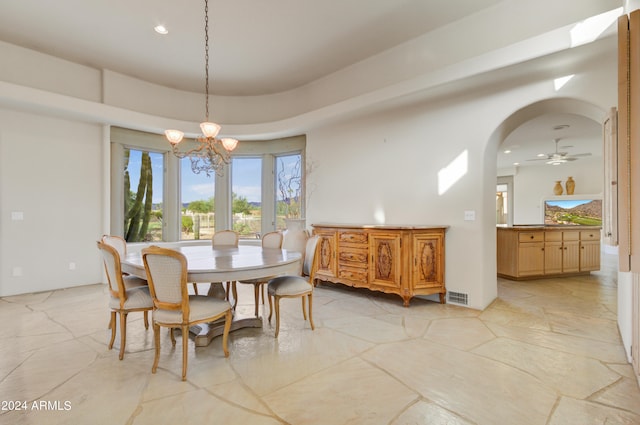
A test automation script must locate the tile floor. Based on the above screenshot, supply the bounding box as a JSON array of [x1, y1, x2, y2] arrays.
[[1, 254, 639, 424]]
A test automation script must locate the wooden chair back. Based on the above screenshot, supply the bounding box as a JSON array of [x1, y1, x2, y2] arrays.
[[261, 231, 283, 249], [97, 241, 127, 305], [212, 230, 239, 247], [142, 246, 190, 319], [101, 234, 127, 259]]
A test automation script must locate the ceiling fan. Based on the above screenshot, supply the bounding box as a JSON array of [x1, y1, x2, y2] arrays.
[[526, 138, 592, 165]]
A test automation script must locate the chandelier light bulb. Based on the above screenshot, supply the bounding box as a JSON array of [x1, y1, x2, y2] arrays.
[[221, 138, 239, 151], [165, 129, 184, 144], [200, 122, 221, 138]]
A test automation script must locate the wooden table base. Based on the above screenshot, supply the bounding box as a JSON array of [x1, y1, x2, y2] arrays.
[[187, 281, 264, 347], [190, 314, 263, 347]]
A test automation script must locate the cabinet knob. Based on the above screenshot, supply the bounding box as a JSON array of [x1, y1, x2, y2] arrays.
[[530, 235, 534, 239]]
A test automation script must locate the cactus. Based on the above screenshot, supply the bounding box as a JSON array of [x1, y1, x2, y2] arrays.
[[124, 150, 153, 242]]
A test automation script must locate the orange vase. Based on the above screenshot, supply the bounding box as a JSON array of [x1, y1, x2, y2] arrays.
[[553, 181, 563, 196], [565, 177, 575, 195]]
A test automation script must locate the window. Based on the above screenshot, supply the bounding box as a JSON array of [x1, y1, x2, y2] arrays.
[[275, 153, 302, 231], [123, 148, 164, 242], [180, 157, 215, 240], [231, 157, 262, 239], [110, 128, 305, 242]]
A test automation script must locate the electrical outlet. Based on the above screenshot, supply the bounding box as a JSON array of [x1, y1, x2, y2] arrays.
[[464, 210, 476, 221], [69, 262, 76, 271], [12, 267, 23, 277]]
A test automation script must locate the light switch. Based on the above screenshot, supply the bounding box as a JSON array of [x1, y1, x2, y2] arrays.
[[11, 211, 24, 221], [464, 210, 476, 221]]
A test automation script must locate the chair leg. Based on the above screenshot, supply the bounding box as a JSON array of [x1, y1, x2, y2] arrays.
[[152, 323, 160, 374], [170, 328, 176, 346], [231, 282, 238, 310], [261, 284, 265, 305], [108, 311, 117, 350], [253, 284, 260, 317], [118, 312, 128, 360], [192, 282, 199, 295], [181, 325, 189, 381], [143, 311, 149, 329], [268, 294, 273, 323], [274, 297, 281, 338], [308, 293, 315, 331], [301, 296, 307, 321], [222, 310, 232, 357]]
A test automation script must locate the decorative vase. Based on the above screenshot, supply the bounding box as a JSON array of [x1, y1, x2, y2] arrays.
[[282, 218, 309, 256], [565, 176, 575, 195], [553, 181, 563, 196]]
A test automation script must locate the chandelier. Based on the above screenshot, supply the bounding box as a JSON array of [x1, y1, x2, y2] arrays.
[[164, 0, 238, 177]]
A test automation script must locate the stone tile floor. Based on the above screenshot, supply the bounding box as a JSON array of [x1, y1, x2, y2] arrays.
[[1, 254, 639, 424]]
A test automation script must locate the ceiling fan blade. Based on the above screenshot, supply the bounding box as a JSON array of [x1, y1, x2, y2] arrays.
[[569, 153, 592, 157]]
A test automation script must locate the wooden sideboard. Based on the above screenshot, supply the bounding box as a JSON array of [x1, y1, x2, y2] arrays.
[[497, 225, 601, 280], [311, 224, 447, 306]]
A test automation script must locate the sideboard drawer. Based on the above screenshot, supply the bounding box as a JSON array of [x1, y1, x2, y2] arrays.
[[338, 266, 368, 282], [339, 231, 368, 245], [338, 250, 368, 264]]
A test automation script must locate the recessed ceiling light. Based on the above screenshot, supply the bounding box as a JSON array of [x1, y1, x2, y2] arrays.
[[154, 25, 168, 35], [504, 150, 511, 154], [537, 153, 546, 157], [513, 162, 520, 166]]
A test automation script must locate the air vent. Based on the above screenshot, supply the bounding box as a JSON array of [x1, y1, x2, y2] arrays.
[[448, 291, 468, 305]]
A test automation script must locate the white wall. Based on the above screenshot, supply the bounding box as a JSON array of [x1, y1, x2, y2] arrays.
[[511, 157, 604, 224], [0, 7, 619, 308], [0, 108, 104, 296]]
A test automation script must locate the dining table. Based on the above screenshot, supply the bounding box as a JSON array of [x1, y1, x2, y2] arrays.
[[121, 244, 302, 346]]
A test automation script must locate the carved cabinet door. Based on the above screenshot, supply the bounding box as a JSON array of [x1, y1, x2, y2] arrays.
[[369, 232, 402, 290], [412, 233, 443, 290], [315, 230, 337, 280]]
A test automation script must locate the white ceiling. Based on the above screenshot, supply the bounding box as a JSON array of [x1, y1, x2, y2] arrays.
[[0, 0, 500, 95], [0, 0, 611, 166]]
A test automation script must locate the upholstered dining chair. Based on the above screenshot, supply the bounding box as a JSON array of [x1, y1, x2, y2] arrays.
[[236, 231, 283, 315], [189, 230, 239, 295], [97, 240, 153, 360], [267, 234, 319, 338], [142, 245, 232, 381], [211, 230, 240, 302], [101, 234, 127, 260]]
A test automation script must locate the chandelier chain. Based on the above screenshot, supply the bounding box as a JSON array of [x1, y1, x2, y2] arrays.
[[204, 0, 210, 121], [164, 0, 238, 177]]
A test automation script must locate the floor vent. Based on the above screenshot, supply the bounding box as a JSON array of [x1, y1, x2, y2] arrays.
[[448, 291, 468, 305]]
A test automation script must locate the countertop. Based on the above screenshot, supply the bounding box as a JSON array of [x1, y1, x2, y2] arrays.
[[497, 225, 602, 230], [312, 223, 449, 230]]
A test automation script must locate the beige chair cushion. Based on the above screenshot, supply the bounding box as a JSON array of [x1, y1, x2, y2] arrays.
[[110, 286, 153, 310], [268, 275, 312, 296], [153, 296, 231, 325]]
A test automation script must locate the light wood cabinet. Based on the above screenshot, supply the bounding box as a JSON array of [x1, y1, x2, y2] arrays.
[[497, 226, 601, 280], [312, 224, 447, 306], [579, 230, 601, 271]]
